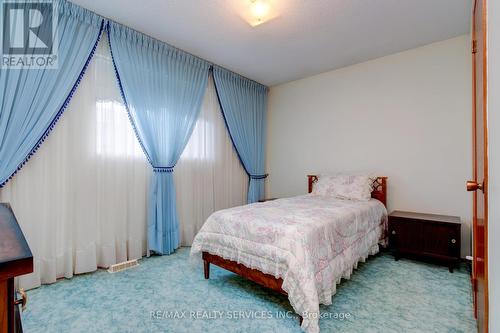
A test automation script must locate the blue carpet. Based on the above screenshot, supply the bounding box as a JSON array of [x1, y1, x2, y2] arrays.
[[22, 247, 476, 333]]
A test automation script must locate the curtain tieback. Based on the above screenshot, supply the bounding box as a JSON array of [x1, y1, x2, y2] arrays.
[[153, 166, 175, 173], [249, 174, 268, 180]]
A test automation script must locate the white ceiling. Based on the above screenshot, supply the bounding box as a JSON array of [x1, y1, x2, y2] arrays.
[[70, 0, 472, 86]]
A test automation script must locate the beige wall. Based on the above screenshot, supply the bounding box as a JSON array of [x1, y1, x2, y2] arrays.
[[266, 35, 472, 257]]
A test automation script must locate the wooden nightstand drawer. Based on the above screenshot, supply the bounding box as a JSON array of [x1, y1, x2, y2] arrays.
[[421, 223, 460, 258], [389, 219, 423, 253], [388, 211, 461, 272]]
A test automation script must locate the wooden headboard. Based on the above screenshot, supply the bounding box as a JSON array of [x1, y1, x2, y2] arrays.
[[307, 175, 388, 207]]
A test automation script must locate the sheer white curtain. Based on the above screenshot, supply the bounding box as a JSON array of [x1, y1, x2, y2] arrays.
[[0, 34, 151, 290], [1, 34, 247, 290], [176, 76, 248, 245]]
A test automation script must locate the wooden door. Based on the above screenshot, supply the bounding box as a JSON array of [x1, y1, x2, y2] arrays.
[[468, 0, 488, 331]]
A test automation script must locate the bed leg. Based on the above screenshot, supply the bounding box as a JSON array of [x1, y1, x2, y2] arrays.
[[298, 315, 303, 326], [204, 259, 210, 279]]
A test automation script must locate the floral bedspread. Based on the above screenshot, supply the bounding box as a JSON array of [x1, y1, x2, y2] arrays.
[[191, 194, 388, 333]]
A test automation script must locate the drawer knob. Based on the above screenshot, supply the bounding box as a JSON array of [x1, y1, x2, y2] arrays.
[[14, 288, 27, 311], [391, 230, 396, 235], [451, 238, 456, 244]]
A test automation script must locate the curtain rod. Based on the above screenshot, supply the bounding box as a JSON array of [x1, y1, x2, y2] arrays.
[[66, 0, 268, 89]]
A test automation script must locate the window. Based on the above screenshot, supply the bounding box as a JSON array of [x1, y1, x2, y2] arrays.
[[95, 100, 144, 158]]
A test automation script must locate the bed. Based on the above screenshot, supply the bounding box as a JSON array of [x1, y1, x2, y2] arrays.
[[190, 175, 388, 333]]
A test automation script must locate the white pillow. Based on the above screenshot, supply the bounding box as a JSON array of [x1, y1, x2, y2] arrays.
[[312, 174, 372, 201]]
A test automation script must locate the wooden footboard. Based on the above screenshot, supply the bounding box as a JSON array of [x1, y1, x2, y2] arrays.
[[202, 251, 302, 325], [202, 252, 286, 295]]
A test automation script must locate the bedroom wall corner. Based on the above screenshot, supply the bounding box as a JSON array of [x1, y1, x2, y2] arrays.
[[266, 35, 472, 258]]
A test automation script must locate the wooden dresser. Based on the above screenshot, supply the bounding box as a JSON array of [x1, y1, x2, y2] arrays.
[[388, 210, 461, 272], [0, 203, 33, 333]]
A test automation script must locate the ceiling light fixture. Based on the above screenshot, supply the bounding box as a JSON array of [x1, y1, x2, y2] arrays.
[[250, 0, 270, 24], [233, 0, 276, 27]]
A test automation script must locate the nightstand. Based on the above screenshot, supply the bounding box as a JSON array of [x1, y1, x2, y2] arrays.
[[388, 210, 461, 272]]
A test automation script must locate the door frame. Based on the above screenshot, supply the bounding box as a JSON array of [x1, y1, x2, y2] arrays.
[[471, 0, 489, 331]]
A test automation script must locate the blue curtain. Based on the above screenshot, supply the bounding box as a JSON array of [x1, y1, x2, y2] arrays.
[[213, 67, 268, 203], [0, 1, 104, 186], [107, 22, 210, 255]]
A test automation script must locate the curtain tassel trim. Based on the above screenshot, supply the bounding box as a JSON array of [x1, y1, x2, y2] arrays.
[[106, 23, 154, 168], [0, 19, 105, 188], [249, 174, 268, 180], [153, 166, 175, 173]]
